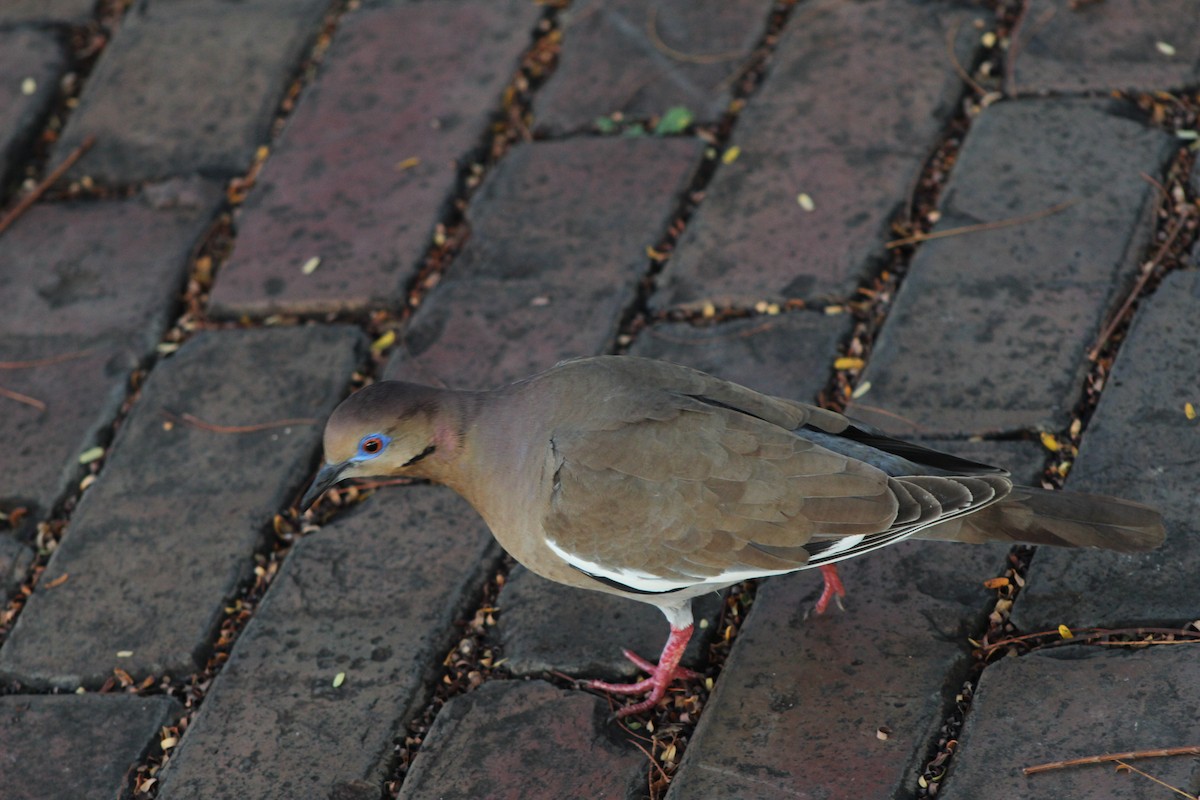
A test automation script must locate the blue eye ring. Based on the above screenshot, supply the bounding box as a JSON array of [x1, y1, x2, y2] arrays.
[[355, 433, 391, 460]]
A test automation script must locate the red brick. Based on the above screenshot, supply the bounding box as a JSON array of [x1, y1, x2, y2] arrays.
[[157, 487, 499, 800], [657, 1, 981, 308], [0, 326, 363, 688], [398, 681, 646, 800], [1009, 0, 1200, 95], [849, 99, 1172, 437], [210, 0, 541, 317], [534, 0, 773, 134]]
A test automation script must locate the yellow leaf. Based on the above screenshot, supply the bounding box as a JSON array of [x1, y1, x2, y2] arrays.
[[722, 146, 741, 164], [370, 330, 396, 353], [396, 156, 421, 171], [333, 672, 346, 688], [1186, 402, 1196, 420], [851, 380, 871, 399], [301, 256, 321, 275], [1039, 431, 1059, 452], [1058, 624, 1073, 639], [834, 357, 864, 370], [796, 193, 815, 211], [78, 446, 105, 465]]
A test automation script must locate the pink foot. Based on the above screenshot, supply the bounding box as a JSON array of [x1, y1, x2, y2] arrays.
[[588, 624, 695, 717], [814, 564, 846, 614]]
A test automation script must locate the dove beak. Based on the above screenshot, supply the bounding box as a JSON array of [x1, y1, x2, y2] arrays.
[[300, 461, 349, 511]]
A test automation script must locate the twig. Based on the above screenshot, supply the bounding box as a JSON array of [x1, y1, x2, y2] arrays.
[[0, 349, 94, 369], [1025, 746, 1200, 776], [0, 386, 46, 412], [945, 19, 986, 97], [1113, 759, 1198, 799], [1087, 209, 1191, 361], [1005, 4, 1057, 98], [886, 198, 1080, 249], [162, 409, 316, 434], [981, 626, 1200, 656], [0, 135, 96, 236]]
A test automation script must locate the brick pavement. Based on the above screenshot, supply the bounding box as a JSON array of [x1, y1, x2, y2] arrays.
[[1, 2, 1197, 800]]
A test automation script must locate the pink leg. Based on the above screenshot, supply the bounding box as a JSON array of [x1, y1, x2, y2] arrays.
[[814, 564, 846, 614], [589, 624, 694, 717]]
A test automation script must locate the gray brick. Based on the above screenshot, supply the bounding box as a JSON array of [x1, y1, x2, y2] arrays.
[[1014, 269, 1200, 629], [387, 138, 703, 389], [0, 533, 34, 598], [0, 326, 363, 688], [849, 99, 1173, 437], [398, 680, 646, 800], [494, 565, 721, 679], [0, 337, 136, 525], [0, 0, 95, 25], [668, 537, 1011, 800], [628, 311, 851, 402], [158, 486, 498, 800], [0, 694, 180, 800], [939, 647, 1200, 800], [0, 179, 222, 344], [534, 0, 773, 134], [0, 28, 66, 192], [53, 0, 331, 184], [1009, 0, 1200, 95], [657, 0, 980, 308], [210, 0, 541, 317]]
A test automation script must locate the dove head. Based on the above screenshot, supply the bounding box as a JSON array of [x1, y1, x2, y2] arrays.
[[300, 381, 462, 509]]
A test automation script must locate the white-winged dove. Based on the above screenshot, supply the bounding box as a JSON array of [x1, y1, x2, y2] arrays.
[[301, 356, 1164, 716]]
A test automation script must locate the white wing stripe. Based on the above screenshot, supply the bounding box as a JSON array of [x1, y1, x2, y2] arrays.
[[544, 537, 796, 593]]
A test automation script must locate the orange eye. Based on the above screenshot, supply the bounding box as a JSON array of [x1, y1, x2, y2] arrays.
[[356, 433, 389, 458]]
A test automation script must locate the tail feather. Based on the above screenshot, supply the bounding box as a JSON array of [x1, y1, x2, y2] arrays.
[[917, 486, 1165, 553]]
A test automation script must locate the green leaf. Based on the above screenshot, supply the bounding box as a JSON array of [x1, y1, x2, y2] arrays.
[[654, 106, 693, 135], [594, 116, 617, 134]]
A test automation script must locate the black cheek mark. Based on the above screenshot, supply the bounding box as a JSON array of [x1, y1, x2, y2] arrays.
[[402, 444, 436, 467]]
